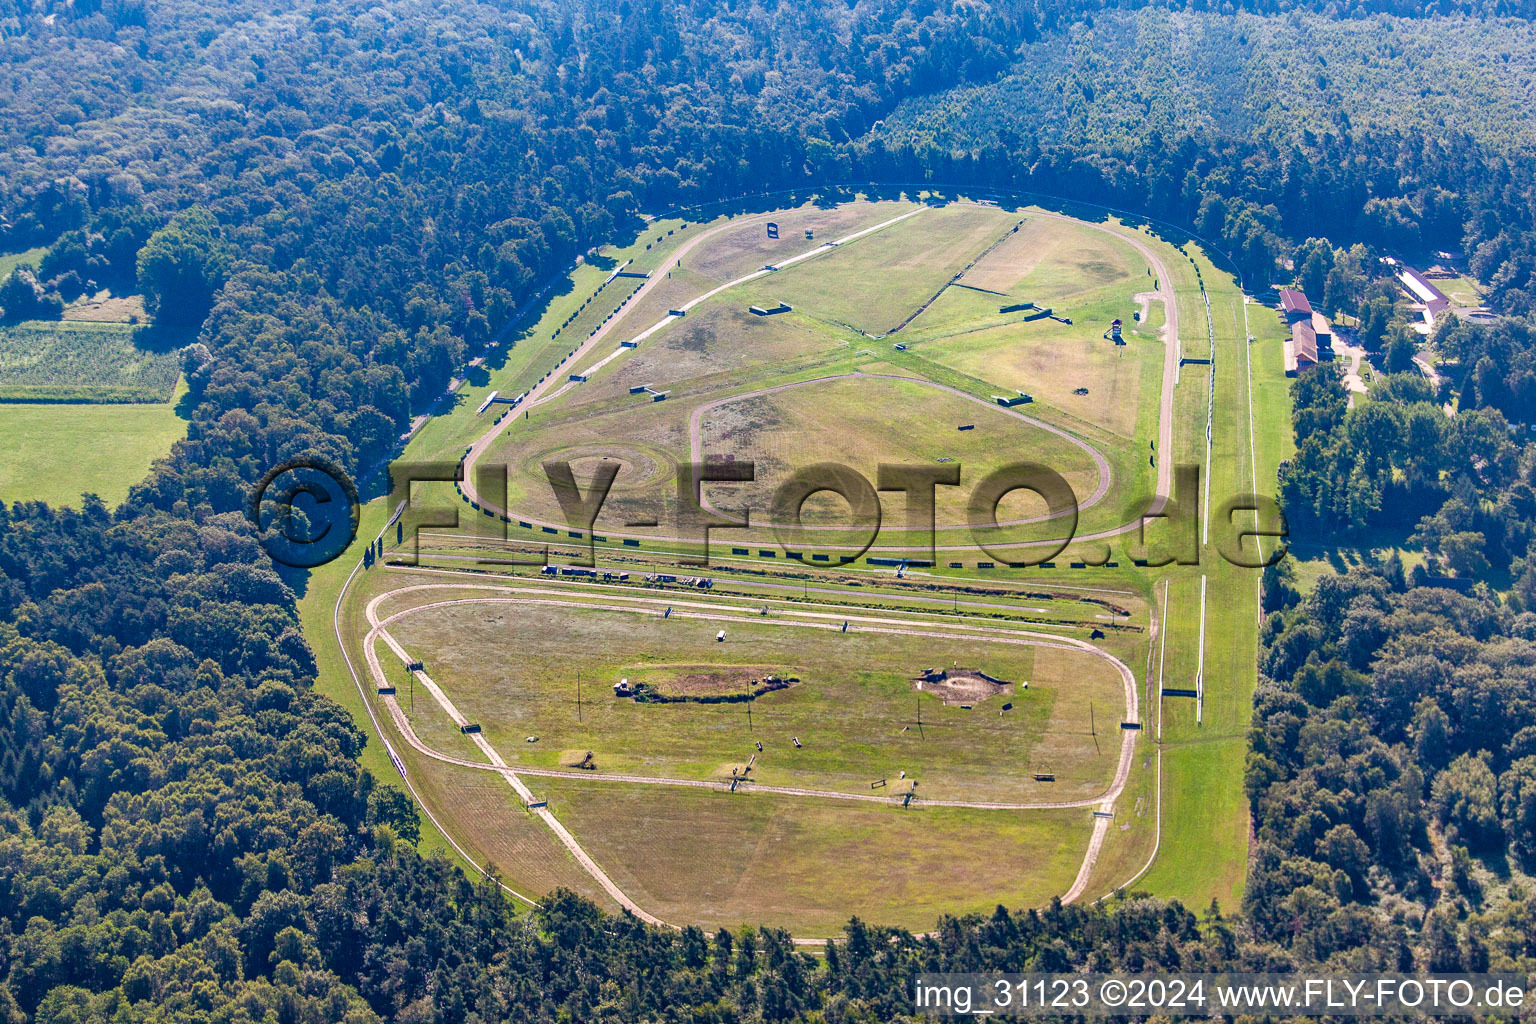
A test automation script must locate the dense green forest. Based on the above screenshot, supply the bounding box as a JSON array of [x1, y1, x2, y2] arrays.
[[4, 0, 1536, 1019], [884, 9, 1536, 154]]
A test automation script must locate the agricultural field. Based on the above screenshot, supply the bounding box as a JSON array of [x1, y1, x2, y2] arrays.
[[0, 320, 181, 402], [319, 191, 1283, 933]]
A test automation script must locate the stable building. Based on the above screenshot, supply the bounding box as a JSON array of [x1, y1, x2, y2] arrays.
[[1279, 287, 1314, 324], [1285, 321, 1320, 376], [1310, 310, 1333, 354], [1398, 265, 1451, 329]]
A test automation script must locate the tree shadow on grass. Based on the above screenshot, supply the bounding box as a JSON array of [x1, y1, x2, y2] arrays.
[[131, 323, 193, 354], [173, 384, 198, 419], [276, 562, 311, 600]]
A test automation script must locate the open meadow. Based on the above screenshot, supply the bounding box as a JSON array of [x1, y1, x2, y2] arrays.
[[0, 379, 188, 507], [0, 304, 188, 507]]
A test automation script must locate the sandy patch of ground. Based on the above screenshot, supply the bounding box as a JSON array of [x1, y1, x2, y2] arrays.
[[913, 667, 1016, 705], [62, 292, 147, 324]]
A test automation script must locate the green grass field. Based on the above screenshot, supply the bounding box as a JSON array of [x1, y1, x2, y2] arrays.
[[0, 247, 46, 281], [377, 583, 1123, 803], [496, 371, 1103, 533], [0, 378, 189, 507], [536, 779, 1088, 934], [1435, 273, 1485, 307], [762, 205, 1018, 335]]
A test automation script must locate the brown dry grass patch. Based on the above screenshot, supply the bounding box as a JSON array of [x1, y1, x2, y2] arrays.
[[627, 663, 786, 698]]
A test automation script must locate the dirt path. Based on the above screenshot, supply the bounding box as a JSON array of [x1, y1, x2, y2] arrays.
[[1335, 340, 1370, 406], [1133, 291, 1156, 325]]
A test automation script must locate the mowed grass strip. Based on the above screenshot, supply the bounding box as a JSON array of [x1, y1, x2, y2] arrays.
[[1132, 245, 1272, 910]]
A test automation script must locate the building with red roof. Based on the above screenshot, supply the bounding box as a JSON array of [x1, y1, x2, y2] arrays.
[[1280, 287, 1314, 323]]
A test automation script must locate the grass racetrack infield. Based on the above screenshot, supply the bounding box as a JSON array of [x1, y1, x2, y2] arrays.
[[346, 552, 1148, 930], [693, 373, 1105, 528], [761, 204, 1020, 336], [685, 201, 921, 285], [0, 379, 189, 508], [902, 287, 1166, 442], [487, 370, 1126, 546], [468, 198, 1169, 553], [961, 215, 1146, 299], [533, 778, 1089, 934], [382, 589, 1126, 805]]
